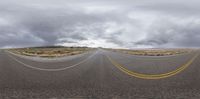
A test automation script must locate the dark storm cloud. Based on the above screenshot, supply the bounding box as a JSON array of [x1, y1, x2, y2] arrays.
[[0, 0, 200, 48], [134, 17, 200, 48], [0, 0, 129, 48], [137, 1, 200, 16], [0, 26, 44, 47], [0, 2, 105, 47]]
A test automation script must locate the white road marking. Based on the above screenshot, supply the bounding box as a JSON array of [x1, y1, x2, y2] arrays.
[[6, 51, 98, 71]]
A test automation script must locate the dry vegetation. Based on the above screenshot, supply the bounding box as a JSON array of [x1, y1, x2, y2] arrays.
[[108, 48, 193, 56], [9, 46, 93, 58]]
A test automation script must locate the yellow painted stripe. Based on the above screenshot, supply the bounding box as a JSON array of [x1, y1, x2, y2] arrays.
[[106, 53, 199, 79]]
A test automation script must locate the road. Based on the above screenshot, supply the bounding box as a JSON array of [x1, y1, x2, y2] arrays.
[[0, 49, 200, 99]]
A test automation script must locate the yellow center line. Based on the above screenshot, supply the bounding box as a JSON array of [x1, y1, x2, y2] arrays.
[[106, 53, 199, 79]]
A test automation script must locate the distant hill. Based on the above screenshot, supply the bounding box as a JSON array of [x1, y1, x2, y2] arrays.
[[30, 46, 65, 48], [27, 46, 89, 49]]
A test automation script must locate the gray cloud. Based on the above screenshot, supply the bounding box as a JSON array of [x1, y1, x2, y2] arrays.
[[135, 17, 200, 48], [0, 0, 200, 48]]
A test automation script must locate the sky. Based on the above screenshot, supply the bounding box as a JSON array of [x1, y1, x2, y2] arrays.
[[0, 0, 200, 48]]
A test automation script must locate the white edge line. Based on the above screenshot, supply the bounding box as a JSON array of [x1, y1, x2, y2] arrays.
[[6, 50, 98, 71]]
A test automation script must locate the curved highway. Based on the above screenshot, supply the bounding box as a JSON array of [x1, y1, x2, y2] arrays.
[[0, 49, 200, 99]]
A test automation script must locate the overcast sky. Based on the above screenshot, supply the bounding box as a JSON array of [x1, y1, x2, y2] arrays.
[[0, 0, 200, 48]]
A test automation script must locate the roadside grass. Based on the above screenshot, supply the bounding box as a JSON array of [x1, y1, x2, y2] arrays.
[[107, 48, 193, 56], [8, 47, 93, 58]]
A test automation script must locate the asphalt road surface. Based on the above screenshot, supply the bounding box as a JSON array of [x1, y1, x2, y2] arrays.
[[0, 49, 200, 99]]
